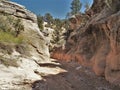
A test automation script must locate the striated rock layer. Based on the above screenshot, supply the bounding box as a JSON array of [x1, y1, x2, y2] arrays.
[[51, 0, 120, 86], [0, 0, 50, 89], [0, 0, 50, 62]]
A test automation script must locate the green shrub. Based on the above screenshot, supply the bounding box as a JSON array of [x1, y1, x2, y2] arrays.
[[37, 15, 44, 30], [0, 14, 25, 44], [0, 31, 24, 44], [0, 14, 24, 36]]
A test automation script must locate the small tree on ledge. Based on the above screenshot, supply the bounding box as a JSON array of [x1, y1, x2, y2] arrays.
[[70, 0, 82, 15]]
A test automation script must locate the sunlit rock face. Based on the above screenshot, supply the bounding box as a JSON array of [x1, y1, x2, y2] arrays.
[[0, 0, 50, 62], [0, 0, 50, 89], [51, 0, 120, 86]]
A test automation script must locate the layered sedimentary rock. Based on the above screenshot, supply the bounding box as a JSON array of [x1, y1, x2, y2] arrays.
[[0, 0, 50, 61], [52, 0, 120, 86], [0, 0, 50, 89]]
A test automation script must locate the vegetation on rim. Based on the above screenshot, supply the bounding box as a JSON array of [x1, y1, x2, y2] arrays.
[[0, 14, 24, 44]]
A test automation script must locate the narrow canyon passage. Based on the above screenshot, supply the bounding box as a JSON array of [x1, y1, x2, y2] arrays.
[[32, 60, 120, 90], [0, 0, 120, 89]]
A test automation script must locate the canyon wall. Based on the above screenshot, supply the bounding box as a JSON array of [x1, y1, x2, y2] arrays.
[[52, 0, 120, 86], [0, 1, 50, 89]]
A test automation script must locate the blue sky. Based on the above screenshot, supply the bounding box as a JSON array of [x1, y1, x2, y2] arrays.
[[11, 0, 93, 19]]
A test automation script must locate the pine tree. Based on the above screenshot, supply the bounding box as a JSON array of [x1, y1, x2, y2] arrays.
[[44, 13, 53, 25], [70, 0, 82, 15]]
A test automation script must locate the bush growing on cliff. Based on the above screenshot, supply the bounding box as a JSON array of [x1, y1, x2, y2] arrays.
[[0, 14, 24, 36], [0, 14, 24, 44], [37, 15, 44, 30], [13, 19, 24, 37], [0, 31, 24, 44]]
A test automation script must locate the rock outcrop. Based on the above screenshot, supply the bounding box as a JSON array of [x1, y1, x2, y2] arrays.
[[0, 0, 36, 22], [0, 0, 50, 62], [0, 0, 50, 89], [51, 0, 120, 86]]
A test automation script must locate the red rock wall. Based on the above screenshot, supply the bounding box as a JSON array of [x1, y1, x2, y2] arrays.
[[51, 0, 120, 86]]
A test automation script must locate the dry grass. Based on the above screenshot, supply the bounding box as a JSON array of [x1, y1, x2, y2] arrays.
[[0, 14, 24, 44], [0, 31, 24, 44]]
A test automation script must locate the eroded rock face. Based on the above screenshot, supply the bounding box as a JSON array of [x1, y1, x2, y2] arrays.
[[51, 0, 120, 86], [0, 0, 37, 22], [0, 0, 50, 89], [0, 0, 50, 62]]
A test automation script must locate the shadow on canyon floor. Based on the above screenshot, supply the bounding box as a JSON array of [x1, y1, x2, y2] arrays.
[[32, 60, 120, 90]]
